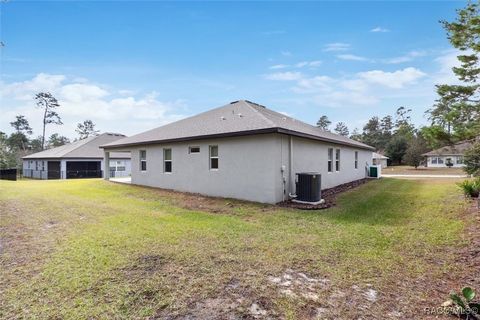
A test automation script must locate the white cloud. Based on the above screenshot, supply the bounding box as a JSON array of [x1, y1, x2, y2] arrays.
[[265, 71, 303, 81], [383, 50, 427, 64], [2, 73, 66, 100], [269, 64, 289, 70], [323, 43, 350, 52], [264, 65, 428, 108], [295, 60, 322, 68], [336, 54, 370, 62], [281, 50, 292, 56], [432, 49, 465, 84], [358, 67, 426, 88], [0, 73, 186, 138], [370, 27, 390, 33]]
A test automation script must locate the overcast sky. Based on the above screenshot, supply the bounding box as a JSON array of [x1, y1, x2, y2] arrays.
[[0, 1, 465, 139]]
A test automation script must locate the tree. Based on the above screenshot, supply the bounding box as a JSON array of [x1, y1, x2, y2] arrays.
[[35, 92, 62, 150], [10, 115, 32, 135], [9, 115, 32, 151], [463, 141, 480, 176], [427, 2, 480, 144], [29, 136, 44, 153], [385, 135, 408, 165], [350, 128, 362, 141], [361, 116, 384, 150], [47, 133, 70, 148], [316, 115, 331, 131], [404, 136, 428, 169], [76, 120, 99, 139], [0, 131, 16, 169], [394, 106, 415, 139], [334, 122, 349, 136]]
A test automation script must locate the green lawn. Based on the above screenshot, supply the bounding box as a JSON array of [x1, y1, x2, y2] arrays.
[[0, 178, 472, 319]]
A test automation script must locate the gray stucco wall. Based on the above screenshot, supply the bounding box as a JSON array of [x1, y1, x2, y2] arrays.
[[128, 134, 280, 204], [274, 135, 372, 203], [121, 133, 372, 204]]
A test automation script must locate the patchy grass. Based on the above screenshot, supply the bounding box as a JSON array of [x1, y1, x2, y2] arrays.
[[383, 165, 466, 175], [0, 178, 475, 319]]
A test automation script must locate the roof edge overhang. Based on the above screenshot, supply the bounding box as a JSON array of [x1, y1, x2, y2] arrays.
[[101, 127, 375, 151], [22, 156, 130, 160]]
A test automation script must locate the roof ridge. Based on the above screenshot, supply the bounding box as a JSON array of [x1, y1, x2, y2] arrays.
[[62, 135, 97, 157], [241, 100, 277, 128]]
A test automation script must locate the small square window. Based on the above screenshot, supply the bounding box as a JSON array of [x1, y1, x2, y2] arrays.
[[189, 146, 200, 153]]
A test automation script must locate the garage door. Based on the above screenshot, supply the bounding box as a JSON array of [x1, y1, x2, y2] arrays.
[[66, 161, 102, 179]]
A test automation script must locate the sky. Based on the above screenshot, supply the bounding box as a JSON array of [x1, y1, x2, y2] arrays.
[[0, 1, 467, 140]]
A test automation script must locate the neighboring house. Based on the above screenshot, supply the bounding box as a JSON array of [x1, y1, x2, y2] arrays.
[[372, 152, 389, 168], [102, 100, 374, 204], [23, 133, 131, 179], [422, 139, 475, 168]]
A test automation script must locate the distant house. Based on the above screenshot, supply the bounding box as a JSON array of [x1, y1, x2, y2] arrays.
[[101, 100, 374, 204], [372, 152, 389, 168], [23, 133, 131, 179], [422, 139, 475, 168]]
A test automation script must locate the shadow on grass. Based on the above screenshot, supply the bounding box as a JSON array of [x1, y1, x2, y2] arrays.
[[320, 178, 422, 226]]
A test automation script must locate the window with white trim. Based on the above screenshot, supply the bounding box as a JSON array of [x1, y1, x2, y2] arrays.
[[164, 148, 172, 173], [327, 148, 333, 172], [189, 146, 200, 154], [335, 149, 341, 171], [140, 150, 147, 171], [456, 156, 463, 164], [354, 151, 358, 169], [209, 145, 218, 170]]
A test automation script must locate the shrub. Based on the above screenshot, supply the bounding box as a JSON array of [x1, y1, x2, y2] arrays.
[[457, 178, 480, 198]]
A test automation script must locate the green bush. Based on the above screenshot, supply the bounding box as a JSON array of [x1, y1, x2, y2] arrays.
[[457, 178, 480, 198]]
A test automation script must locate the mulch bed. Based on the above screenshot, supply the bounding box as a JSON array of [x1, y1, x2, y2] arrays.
[[278, 178, 372, 210]]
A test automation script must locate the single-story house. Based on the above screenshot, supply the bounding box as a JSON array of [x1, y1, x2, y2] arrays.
[[372, 152, 389, 168], [23, 133, 131, 179], [422, 139, 475, 168], [102, 100, 375, 204]]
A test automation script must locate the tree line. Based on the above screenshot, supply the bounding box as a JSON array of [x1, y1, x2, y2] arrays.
[[316, 2, 479, 170], [0, 92, 100, 169]]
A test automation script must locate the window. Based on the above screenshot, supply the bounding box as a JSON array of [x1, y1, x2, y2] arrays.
[[327, 148, 333, 172], [432, 157, 443, 164], [35, 161, 39, 171], [438, 157, 444, 164], [431, 157, 437, 164], [117, 166, 126, 171], [354, 151, 358, 169], [140, 150, 147, 171], [164, 148, 172, 173], [189, 146, 200, 154], [335, 149, 341, 171], [209, 145, 218, 170], [457, 156, 463, 164]]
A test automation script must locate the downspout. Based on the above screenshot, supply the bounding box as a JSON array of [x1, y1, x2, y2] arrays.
[[288, 135, 296, 198]]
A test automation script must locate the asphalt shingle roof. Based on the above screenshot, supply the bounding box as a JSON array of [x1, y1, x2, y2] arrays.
[[102, 100, 374, 150], [23, 133, 130, 159], [422, 139, 475, 156]]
